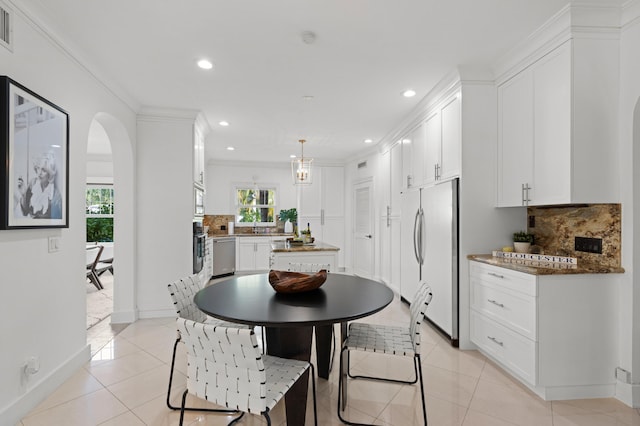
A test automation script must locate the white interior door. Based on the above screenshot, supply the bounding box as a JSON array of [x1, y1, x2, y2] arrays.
[[353, 180, 374, 279]]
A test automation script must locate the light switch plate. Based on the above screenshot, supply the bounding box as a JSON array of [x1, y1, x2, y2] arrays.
[[48, 236, 60, 253]]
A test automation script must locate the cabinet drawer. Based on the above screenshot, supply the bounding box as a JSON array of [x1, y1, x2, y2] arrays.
[[471, 311, 537, 386], [470, 261, 536, 297], [471, 282, 536, 340]]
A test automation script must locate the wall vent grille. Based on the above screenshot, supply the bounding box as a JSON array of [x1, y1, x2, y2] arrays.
[[0, 2, 12, 51], [357, 161, 367, 169]]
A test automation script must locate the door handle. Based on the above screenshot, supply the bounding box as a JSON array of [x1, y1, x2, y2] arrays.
[[365, 234, 372, 239]]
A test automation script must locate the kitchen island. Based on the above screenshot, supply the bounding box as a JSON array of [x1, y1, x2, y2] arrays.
[[270, 241, 340, 272]]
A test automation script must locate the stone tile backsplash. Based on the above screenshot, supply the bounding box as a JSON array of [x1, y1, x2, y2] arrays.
[[527, 204, 621, 267]]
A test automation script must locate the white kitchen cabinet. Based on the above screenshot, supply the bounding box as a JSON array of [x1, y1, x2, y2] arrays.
[[379, 142, 403, 292], [497, 38, 618, 206], [236, 237, 272, 272], [470, 261, 617, 400], [193, 120, 205, 189], [401, 123, 426, 189], [299, 166, 345, 267], [424, 93, 461, 185]]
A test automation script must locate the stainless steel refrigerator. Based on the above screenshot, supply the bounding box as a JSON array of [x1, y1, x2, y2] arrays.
[[400, 178, 459, 345]]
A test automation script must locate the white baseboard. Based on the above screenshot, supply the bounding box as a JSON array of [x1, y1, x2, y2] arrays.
[[539, 383, 616, 401], [1, 344, 91, 425], [616, 381, 640, 408], [110, 309, 137, 324]]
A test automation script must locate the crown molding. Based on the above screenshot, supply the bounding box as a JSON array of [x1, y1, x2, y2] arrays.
[[493, 3, 621, 84], [7, 0, 140, 114], [137, 106, 200, 123]]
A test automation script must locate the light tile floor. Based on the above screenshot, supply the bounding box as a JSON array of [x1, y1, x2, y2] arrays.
[[20, 292, 640, 426]]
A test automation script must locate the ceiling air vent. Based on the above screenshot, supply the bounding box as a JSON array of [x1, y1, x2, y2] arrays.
[[357, 161, 367, 169], [0, 1, 12, 51]]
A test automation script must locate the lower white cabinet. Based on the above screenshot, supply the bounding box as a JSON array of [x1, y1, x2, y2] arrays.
[[470, 261, 617, 400], [270, 250, 338, 273], [237, 237, 272, 272]]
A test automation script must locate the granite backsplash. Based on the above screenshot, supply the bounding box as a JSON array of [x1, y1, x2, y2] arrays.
[[527, 204, 621, 268], [203, 215, 286, 235]]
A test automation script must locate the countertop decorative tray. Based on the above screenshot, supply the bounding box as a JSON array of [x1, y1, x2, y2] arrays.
[[268, 269, 327, 293]]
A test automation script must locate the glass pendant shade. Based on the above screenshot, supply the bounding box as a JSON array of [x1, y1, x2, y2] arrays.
[[291, 139, 313, 185]]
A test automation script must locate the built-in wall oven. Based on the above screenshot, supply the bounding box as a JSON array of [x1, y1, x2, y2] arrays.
[[193, 222, 205, 274]]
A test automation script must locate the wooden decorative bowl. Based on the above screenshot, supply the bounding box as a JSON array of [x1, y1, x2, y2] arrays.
[[268, 269, 328, 294]]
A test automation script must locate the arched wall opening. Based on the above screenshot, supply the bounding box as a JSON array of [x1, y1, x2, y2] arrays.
[[89, 113, 136, 323]]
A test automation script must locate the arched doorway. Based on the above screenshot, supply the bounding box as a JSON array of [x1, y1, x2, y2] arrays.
[[87, 113, 136, 324]]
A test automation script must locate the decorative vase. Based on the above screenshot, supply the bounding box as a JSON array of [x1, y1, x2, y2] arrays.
[[284, 220, 293, 233], [513, 242, 531, 253]]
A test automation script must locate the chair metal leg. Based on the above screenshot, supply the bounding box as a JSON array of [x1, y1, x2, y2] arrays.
[[178, 389, 188, 426], [228, 411, 245, 425], [167, 335, 238, 414], [347, 351, 418, 385], [338, 350, 427, 425], [262, 409, 272, 426], [417, 356, 428, 425], [309, 363, 318, 426]]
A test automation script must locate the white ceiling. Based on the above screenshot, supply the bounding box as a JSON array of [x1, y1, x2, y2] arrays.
[[23, 0, 571, 165]]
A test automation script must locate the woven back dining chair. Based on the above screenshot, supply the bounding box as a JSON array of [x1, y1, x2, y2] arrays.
[[338, 281, 433, 425], [166, 274, 248, 414], [176, 318, 318, 426]]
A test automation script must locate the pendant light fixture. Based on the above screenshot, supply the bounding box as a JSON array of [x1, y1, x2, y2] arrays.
[[291, 139, 313, 185]]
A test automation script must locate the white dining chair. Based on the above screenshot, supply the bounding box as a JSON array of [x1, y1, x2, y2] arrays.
[[338, 281, 433, 425], [166, 274, 249, 415], [175, 318, 318, 426]]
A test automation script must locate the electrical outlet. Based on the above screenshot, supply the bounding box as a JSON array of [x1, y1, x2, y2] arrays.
[[575, 236, 602, 254], [528, 215, 535, 228]]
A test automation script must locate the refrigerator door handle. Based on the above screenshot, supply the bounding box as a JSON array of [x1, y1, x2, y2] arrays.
[[413, 208, 421, 264], [417, 208, 425, 265]]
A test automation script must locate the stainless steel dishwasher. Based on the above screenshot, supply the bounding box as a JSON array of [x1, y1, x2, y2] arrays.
[[211, 237, 236, 278]]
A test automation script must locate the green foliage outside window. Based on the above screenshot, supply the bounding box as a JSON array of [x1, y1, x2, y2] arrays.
[[86, 185, 114, 242], [87, 218, 114, 242], [236, 187, 276, 224]]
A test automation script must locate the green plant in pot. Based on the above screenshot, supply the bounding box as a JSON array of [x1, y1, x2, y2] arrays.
[[513, 231, 534, 253], [279, 208, 297, 234]]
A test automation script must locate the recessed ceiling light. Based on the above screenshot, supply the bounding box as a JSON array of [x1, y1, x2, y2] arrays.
[[364, 139, 373, 144], [219, 121, 229, 126], [197, 59, 213, 70], [226, 146, 235, 151], [403, 89, 416, 98], [290, 154, 296, 158]]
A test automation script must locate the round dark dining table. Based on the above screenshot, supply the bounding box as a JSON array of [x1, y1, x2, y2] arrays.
[[194, 272, 394, 426]]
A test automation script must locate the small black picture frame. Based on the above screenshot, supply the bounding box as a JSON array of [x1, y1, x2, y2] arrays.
[[0, 76, 69, 229]]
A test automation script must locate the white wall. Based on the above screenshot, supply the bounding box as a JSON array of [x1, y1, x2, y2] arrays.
[[206, 162, 299, 217], [0, 5, 137, 423], [136, 110, 196, 318], [617, 0, 640, 406]]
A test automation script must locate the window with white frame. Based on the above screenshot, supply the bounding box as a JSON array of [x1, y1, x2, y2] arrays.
[[235, 185, 276, 226], [86, 184, 114, 241]]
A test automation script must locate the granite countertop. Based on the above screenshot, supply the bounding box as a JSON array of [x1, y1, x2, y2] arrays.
[[208, 233, 294, 238], [468, 254, 625, 275], [271, 241, 340, 252]]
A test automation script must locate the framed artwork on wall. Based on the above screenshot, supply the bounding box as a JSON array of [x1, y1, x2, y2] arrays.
[[0, 76, 69, 229]]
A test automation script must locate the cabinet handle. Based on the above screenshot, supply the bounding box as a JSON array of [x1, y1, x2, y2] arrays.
[[407, 175, 412, 187], [488, 299, 505, 308], [321, 209, 325, 226], [434, 164, 438, 180], [386, 206, 391, 228], [487, 336, 504, 346], [522, 183, 531, 206], [487, 272, 504, 279]]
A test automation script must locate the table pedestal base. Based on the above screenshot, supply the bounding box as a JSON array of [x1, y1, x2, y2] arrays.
[[266, 326, 313, 426]]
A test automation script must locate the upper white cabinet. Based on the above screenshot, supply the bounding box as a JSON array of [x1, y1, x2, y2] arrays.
[[425, 94, 461, 185], [299, 166, 345, 267], [193, 117, 206, 188], [497, 38, 618, 207], [403, 92, 461, 189]]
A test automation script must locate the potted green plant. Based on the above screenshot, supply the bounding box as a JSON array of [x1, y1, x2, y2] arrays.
[[513, 231, 534, 253], [279, 208, 297, 234]]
